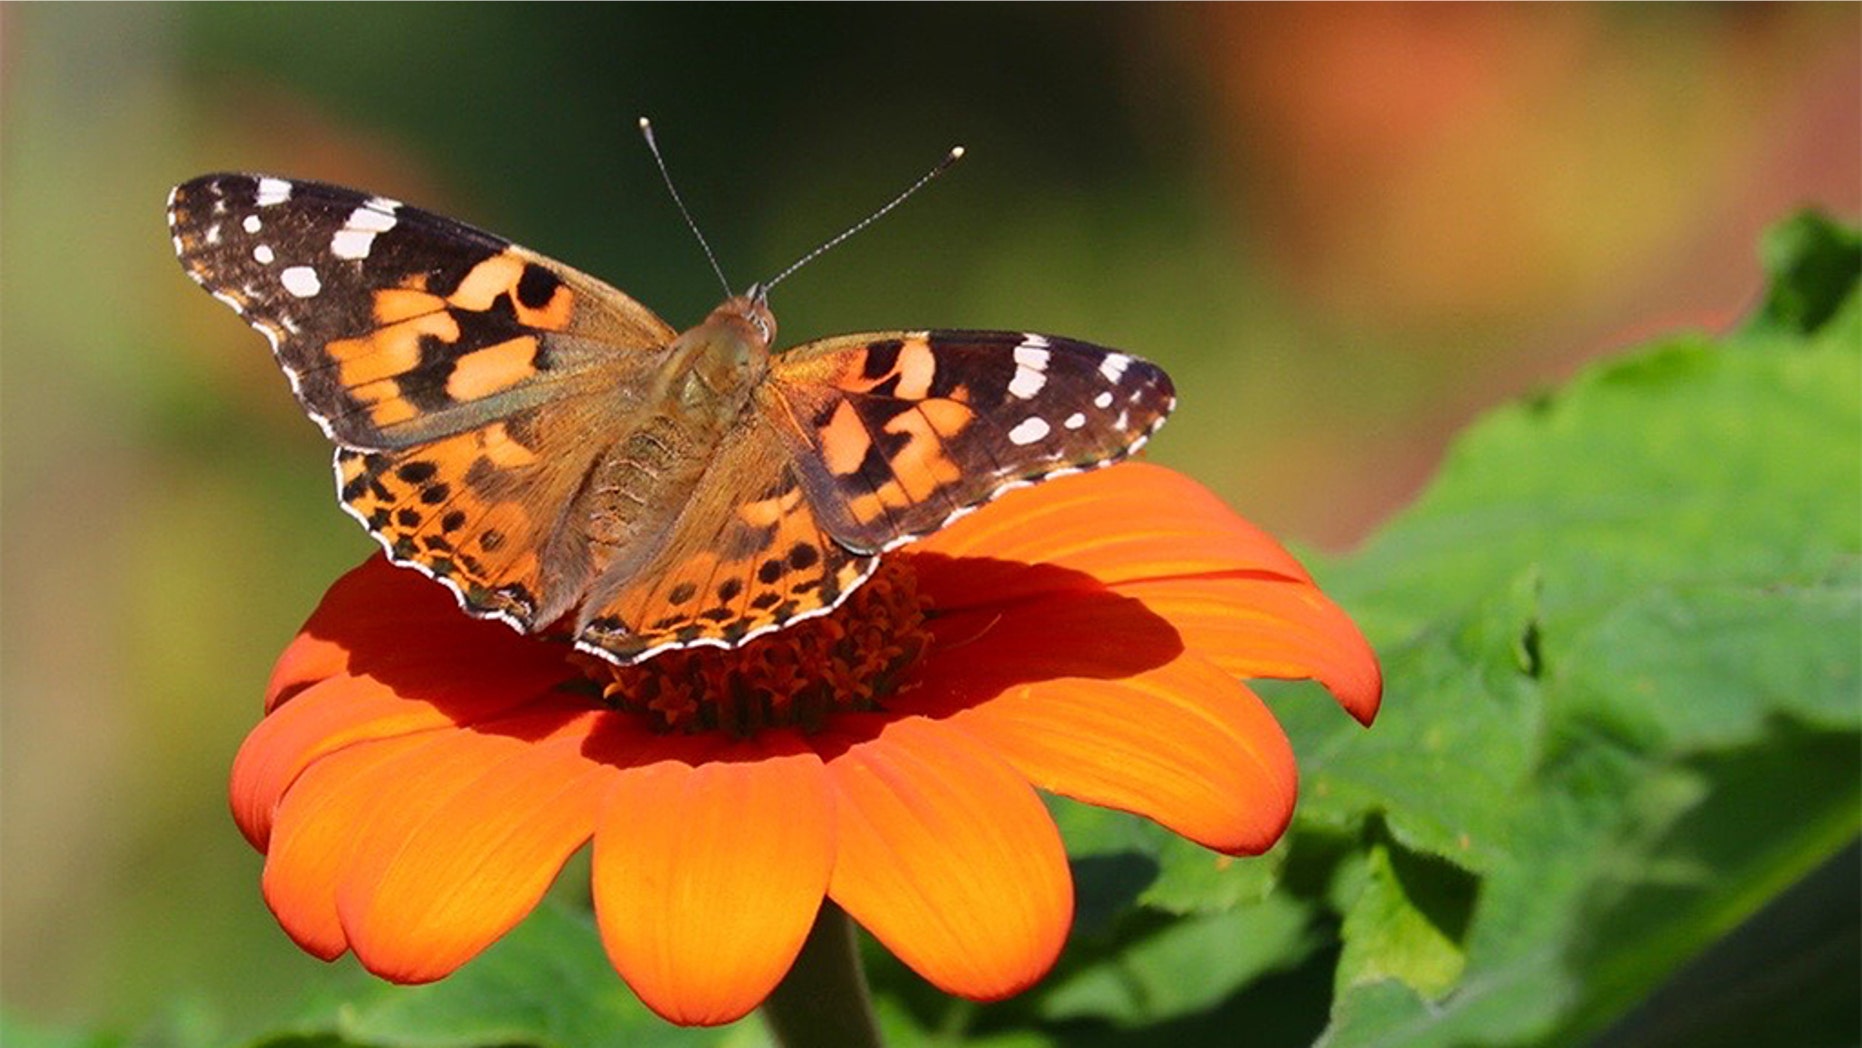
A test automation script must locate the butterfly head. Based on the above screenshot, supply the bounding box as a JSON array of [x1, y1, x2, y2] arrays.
[[721, 289, 776, 348], [662, 293, 776, 411]]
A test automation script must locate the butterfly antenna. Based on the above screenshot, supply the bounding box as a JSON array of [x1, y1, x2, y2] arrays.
[[638, 117, 732, 299], [758, 144, 965, 297]]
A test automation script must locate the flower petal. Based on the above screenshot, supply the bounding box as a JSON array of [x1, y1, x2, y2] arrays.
[[264, 554, 564, 712], [333, 710, 616, 982], [948, 652, 1297, 855], [261, 732, 434, 960], [1121, 575, 1383, 724], [591, 734, 835, 1026], [917, 463, 1311, 609], [231, 654, 571, 849], [823, 716, 1072, 1001]]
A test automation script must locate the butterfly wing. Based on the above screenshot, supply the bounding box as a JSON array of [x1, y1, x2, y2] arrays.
[[763, 331, 1176, 553], [568, 330, 1172, 664], [332, 400, 624, 632], [169, 174, 680, 630], [168, 173, 677, 450]]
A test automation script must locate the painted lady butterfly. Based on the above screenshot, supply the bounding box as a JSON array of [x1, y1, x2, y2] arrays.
[[168, 171, 1175, 664]]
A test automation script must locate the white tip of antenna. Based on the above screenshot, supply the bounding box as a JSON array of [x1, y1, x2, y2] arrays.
[[638, 116, 653, 131], [950, 146, 966, 160]]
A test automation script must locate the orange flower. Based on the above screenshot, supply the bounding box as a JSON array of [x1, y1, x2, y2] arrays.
[[230, 463, 1380, 1026]]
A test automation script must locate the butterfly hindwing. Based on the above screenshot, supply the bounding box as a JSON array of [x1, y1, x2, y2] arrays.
[[168, 173, 676, 450], [765, 331, 1175, 553], [334, 398, 622, 633]]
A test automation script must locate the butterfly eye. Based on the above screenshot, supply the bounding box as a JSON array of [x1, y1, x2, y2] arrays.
[[743, 297, 776, 346]]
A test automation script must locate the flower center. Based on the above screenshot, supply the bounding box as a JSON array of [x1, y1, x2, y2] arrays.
[[576, 559, 932, 736]]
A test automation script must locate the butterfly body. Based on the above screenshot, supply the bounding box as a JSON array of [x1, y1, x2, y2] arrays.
[[577, 298, 771, 556], [169, 173, 1175, 663]]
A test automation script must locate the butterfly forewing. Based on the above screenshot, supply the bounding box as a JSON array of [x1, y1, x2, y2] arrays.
[[169, 174, 690, 632], [167, 174, 675, 450], [766, 331, 1175, 553]]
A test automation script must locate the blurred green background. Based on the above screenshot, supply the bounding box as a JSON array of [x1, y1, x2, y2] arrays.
[[2, 3, 1857, 1038]]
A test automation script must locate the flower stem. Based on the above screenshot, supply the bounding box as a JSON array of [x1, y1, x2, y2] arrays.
[[761, 901, 883, 1048]]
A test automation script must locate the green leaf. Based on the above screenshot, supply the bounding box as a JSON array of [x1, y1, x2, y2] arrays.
[[1743, 209, 1862, 339], [1334, 844, 1468, 1000], [1307, 210, 1862, 1045], [1343, 332, 1859, 645], [1055, 797, 1286, 919], [1039, 894, 1316, 1026], [1278, 568, 1548, 875]]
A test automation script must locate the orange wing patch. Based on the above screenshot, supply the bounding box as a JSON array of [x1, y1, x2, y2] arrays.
[[320, 252, 597, 447], [326, 309, 464, 429], [838, 400, 970, 530], [817, 334, 938, 396], [445, 250, 578, 331], [445, 336, 541, 401]]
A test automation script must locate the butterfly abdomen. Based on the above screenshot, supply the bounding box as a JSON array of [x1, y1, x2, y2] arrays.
[[579, 417, 712, 553]]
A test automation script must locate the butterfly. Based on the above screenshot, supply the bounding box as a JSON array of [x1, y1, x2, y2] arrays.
[[167, 171, 1175, 664]]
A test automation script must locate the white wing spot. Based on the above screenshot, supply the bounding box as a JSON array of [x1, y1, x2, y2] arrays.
[[204, 224, 222, 246], [331, 201, 400, 260], [1008, 416, 1051, 446], [252, 244, 275, 265], [1094, 390, 1114, 409], [255, 178, 292, 207], [1098, 352, 1132, 383], [331, 229, 375, 260], [1064, 411, 1087, 429], [1009, 336, 1051, 400], [280, 265, 322, 298], [210, 290, 245, 315], [242, 214, 262, 234]]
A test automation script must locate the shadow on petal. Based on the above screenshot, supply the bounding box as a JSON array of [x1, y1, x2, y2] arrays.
[[901, 553, 1187, 719], [275, 556, 590, 739]]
